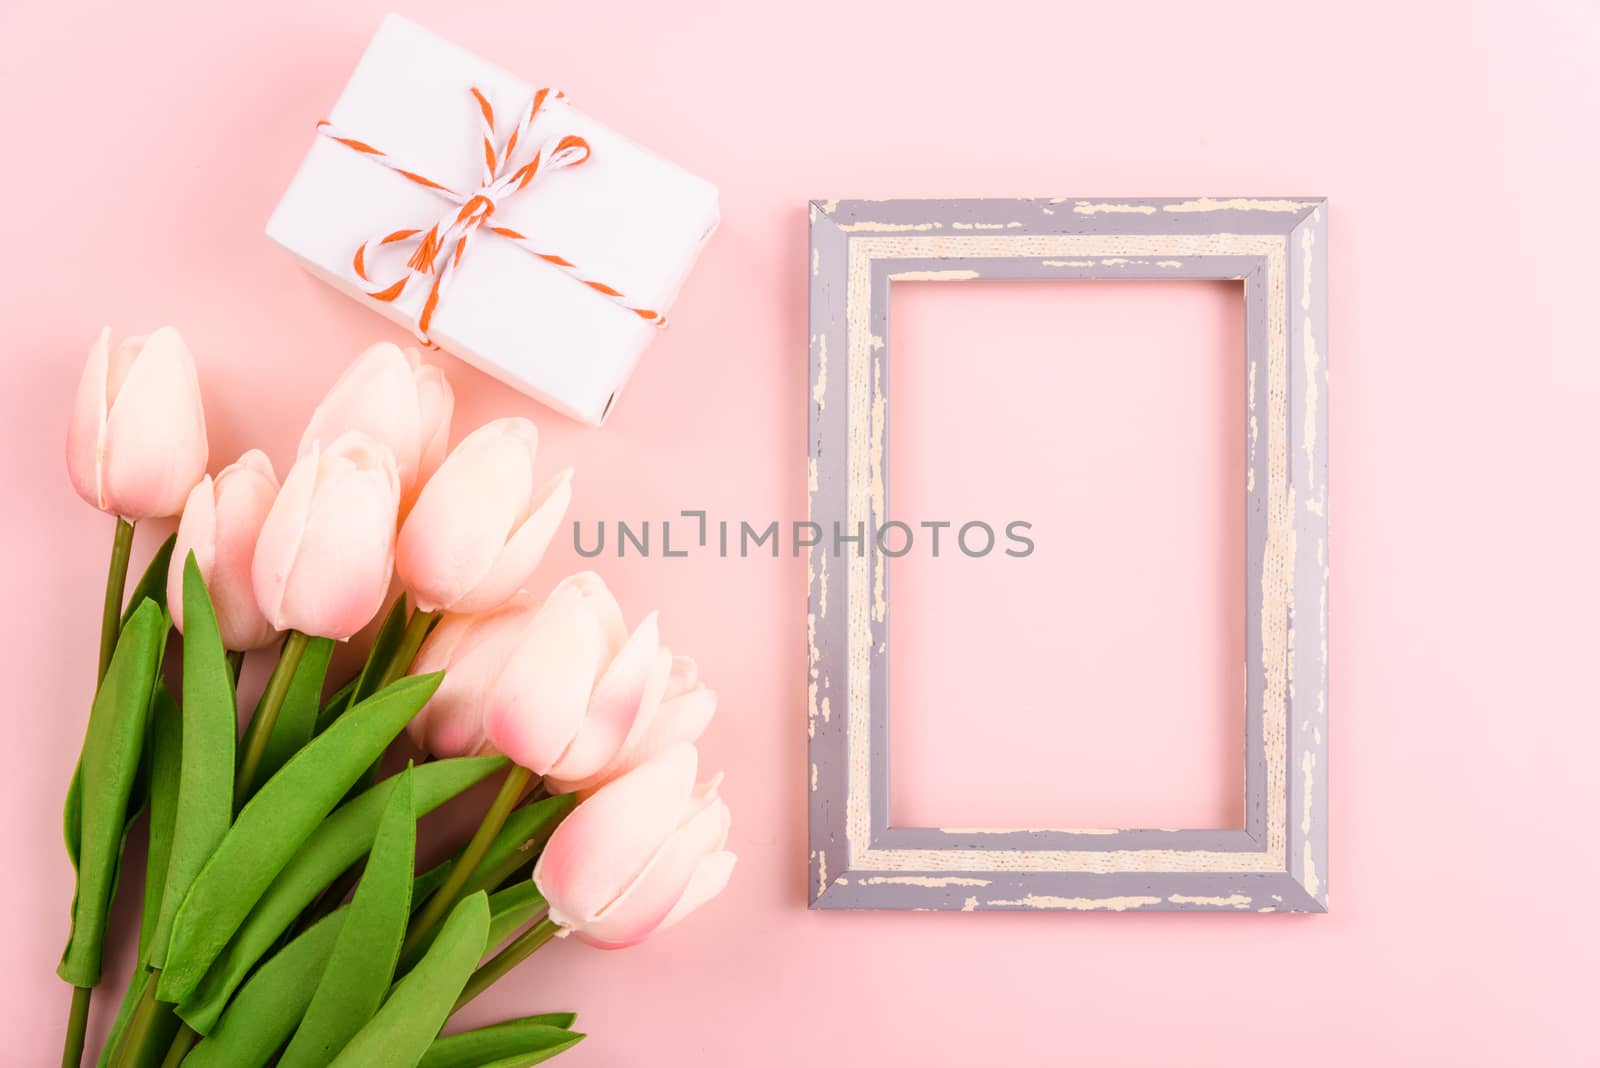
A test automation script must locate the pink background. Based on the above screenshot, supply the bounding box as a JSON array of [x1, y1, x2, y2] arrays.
[[890, 279, 1247, 831], [2, 0, 1597, 1064]]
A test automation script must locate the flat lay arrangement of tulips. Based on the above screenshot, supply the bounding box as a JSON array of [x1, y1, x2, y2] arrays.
[[56, 329, 733, 1068]]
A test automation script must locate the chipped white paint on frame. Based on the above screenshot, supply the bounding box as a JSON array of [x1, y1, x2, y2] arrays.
[[836, 220, 941, 232], [1168, 894, 1253, 908], [1072, 201, 1157, 215], [812, 333, 828, 409], [858, 876, 992, 888], [888, 269, 981, 281], [1164, 197, 1319, 213], [843, 237, 875, 861], [989, 895, 1164, 912]]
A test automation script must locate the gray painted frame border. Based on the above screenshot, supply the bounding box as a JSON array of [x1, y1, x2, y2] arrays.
[[807, 197, 1328, 913]]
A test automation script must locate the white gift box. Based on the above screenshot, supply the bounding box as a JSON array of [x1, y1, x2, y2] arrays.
[[267, 15, 719, 426]]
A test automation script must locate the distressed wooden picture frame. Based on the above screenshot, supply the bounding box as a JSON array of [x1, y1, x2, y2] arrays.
[[807, 197, 1328, 913]]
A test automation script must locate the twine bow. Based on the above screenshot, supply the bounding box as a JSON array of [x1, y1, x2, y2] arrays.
[[317, 87, 666, 344]]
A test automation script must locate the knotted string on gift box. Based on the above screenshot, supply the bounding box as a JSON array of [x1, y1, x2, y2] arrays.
[[317, 86, 666, 345]]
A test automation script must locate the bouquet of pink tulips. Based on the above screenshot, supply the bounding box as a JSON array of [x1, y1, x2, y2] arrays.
[[56, 329, 735, 1068]]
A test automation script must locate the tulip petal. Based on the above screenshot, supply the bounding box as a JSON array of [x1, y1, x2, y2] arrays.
[[410, 599, 535, 757], [276, 438, 399, 640], [616, 686, 717, 781], [412, 362, 454, 490], [207, 451, 281, 650], [410, 591, 614, 763], [168, 476, 218, 635], [299, 342, 423, 491], [658, 850, 737, 934], [404, 613, 474, 752], [396, 419, 537, 613], [100, 327, 209, 520], [546, 615, 664, 783], [549, 675, 715, 796], [535, 744, 698, 929], [664, 656, 699, 701], [252, 441, 321, 632], [576, 788, 730, 948], [545, 572, 627, 658], [483, 583, 610, 772], [104, 333, 148, 400], [65, 327, 112, 511], [447, 467, 572, 616]]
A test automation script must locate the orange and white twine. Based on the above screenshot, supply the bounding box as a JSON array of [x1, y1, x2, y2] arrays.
[[317, 87, 666, 344]]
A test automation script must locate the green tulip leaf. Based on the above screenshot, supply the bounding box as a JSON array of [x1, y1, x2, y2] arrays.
[[158, 672, 444, 1006], [177, 754, 505, 1033], [319, 595, 407, 736], [98, 970, 147, 1068], [84, 540, 181, 1062], [256, 634, 335, 784], [97, 968, 159, 1068], [58, 600, 167, 987], [62, 774, 81, 872], [184, 844, 464, 1068], [417, 1017, 584, 1068], [327, 892, 490, 1068], [147, 557, 239, 970], [486, 881, 548, 953], [97, 967, 181, 1068], [405, 794, 571, 961], [315, 675, 359, 737], [98, 685, 181, 1068], [62, 535, 178, 875], [140, 682, 183, 961], [411, 853, 454, 906], [122, 533, 178, 628], [184, 910, 347, 1068], [279, 768, 417, 1068], [469, 1044, 587, 1068], [344, 596, 414, 801]]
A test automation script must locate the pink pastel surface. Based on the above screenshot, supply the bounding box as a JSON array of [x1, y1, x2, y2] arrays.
[[1, 1, 1596, 1065], [889, 279, 1247, 831]]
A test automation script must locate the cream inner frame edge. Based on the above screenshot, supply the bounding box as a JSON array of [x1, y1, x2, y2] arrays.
[[843, 232, 1290, 875]]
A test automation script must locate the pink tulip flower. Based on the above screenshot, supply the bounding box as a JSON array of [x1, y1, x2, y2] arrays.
[[483, 573, 714, 780], [66, 326, 209, 520], [545, 653, 717, 796], [406, 573, 714, 787], [297, 342, 452, 502], [405, 594, 539, 758], [396, 418, 572, 614], [252, 431, 401, 640], [534, 743, 734, 949], [168, 449, 281, 651]]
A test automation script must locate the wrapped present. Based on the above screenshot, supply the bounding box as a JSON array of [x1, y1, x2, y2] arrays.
[[267, 15, 719, 426]]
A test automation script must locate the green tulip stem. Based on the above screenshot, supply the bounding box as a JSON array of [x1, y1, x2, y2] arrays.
[[98, 518, 136, 683], [453, 915, 561, 1012], [62, 517, 138, 1068], [108, 968, 163, 1068], [377, 608, 438, 690], [158, 1024, 197, 1068], [234, 630, 310, 805], [60, 986, 91, 1068], [403, 764, 532, 962]]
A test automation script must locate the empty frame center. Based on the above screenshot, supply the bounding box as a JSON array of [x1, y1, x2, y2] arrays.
[[886, 278, 1247, 831]]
